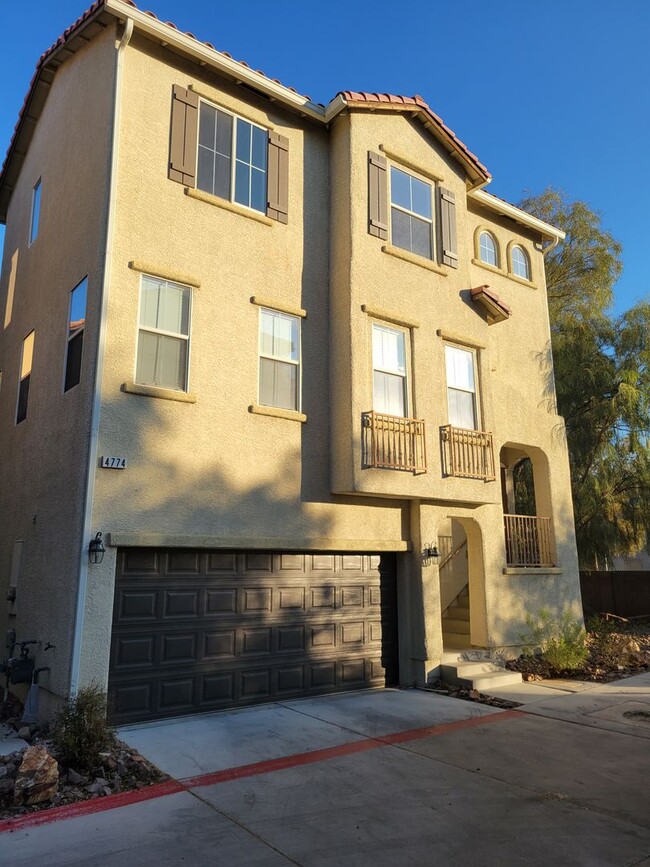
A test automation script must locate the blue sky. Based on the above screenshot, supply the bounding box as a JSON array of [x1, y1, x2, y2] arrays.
[[1, 0, 648, 315]]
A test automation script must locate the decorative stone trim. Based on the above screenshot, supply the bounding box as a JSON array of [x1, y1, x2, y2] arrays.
[[436, 328, 486, 350], [382, 244, 447, 275], [128, 260, 201, 288], [121, 380, 197, 403], [250, 296, 306, 318], [185, 187, 274, 225], [361, 304, 420, 330], [471, 257, 506, 277], [502, 567, 563, 575], [248, 403, 306, 423]]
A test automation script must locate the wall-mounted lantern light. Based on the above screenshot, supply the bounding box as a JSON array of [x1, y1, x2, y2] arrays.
[[88, 532, 106, 565], [422, 544, 440, 565]]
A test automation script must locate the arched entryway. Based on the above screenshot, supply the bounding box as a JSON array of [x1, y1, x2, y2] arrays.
[[500, 444, 556, 567], [439, 517, 488, 649]]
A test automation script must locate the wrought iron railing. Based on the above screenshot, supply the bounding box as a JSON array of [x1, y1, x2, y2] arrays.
[[441, 425, 495, 481], [362, 411, 426, 472], [504, 514, 554, 567]]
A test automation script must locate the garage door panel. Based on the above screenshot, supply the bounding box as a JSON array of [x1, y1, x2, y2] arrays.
[[110, 551, 397, 723]]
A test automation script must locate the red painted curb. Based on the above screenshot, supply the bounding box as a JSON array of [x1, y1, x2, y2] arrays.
[[0, 779, 185, 834], [0, 708, 524, 834]]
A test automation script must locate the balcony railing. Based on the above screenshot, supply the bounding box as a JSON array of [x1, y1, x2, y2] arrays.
[[362, 411, 427, 473], [441, 425, 495, 481], [504, 514, 554, 567]]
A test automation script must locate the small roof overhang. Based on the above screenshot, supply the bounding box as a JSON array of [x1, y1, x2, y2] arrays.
[[470, 284, 511, 325]]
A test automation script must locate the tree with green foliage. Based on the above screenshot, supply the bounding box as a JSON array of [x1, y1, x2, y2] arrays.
[[518, 189, 650, 568]]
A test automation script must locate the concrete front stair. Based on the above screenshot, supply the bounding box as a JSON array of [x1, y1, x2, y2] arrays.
[[441, 585, 472, 649], [440, 649, 523, 691]]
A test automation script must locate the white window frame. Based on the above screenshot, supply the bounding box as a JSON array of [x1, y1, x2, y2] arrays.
[[511, 245, 531, 280], [257, 307, 301, 411], [196, 100, 268, 214], [479, 231, 498, 267], [135, 275, 192, 392], [388, 165, 434, 260], [29, 178, 42, 246], [445, 343, 480, 431], [372, 322, 410, 418]]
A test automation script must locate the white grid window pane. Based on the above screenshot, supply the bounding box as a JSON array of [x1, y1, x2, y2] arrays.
[[373, 325, 405, 375], [259, 309, 300, 410], [512, 246, 530, 279], [137, 332, 187, 391], [373, 370, 405, 416], [445, 345, 475, 391], [140, 277, 190, 336], [480, 232, 497, 266], [260, 310, 298, 361]]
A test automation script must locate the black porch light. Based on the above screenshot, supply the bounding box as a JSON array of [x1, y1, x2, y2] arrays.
[[88, 531, 106, 565], [422, 544, 440, 565]]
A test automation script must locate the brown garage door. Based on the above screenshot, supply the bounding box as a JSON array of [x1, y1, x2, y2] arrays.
[[109, 548, 398, 723]]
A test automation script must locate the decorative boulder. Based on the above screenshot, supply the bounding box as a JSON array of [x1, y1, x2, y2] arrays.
[[13, 745, 59, 806]]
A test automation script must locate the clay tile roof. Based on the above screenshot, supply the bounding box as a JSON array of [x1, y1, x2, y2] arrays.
[[337, 91, 490, 182], [470, 284, 511, 323]]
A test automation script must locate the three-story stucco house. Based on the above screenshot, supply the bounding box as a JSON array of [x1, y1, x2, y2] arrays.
[[0, 0, 583, 723]]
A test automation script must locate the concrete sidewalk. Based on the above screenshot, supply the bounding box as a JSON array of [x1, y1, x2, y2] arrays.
[[2, 681, 649, 866]]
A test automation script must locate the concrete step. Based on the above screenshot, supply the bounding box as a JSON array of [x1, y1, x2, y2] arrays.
[[440, 661, 523, 691], [444, 604, 469, 620], [442, 617, 470, 634], [441, 631, 473, 649]]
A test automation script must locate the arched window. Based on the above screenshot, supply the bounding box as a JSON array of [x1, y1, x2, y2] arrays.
[[511, 245, 530, 280], [479, 231, 498, 267]]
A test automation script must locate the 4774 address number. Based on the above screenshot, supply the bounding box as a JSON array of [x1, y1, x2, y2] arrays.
[[100, 456, 127, 469]]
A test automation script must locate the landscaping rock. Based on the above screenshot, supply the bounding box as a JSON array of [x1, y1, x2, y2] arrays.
[[13, 745, 58, 806]]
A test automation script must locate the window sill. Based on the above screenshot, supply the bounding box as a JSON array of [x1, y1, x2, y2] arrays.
[[506, 271, 537, 289], [502, 566, 562, 575], [249, 404, 306, 423], [185, 187, 274, 226], [471, 257, 506, 277], [382, 244, 447, 276], [121, 381, 197, 403]]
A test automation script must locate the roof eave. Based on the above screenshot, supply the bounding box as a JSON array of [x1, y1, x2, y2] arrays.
[[469, 188, 566, 242]]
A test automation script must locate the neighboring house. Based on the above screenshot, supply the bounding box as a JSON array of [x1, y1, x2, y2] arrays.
[[0, 0, 583, 723]]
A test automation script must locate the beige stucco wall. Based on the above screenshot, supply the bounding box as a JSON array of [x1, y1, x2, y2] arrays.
[[0, 26, 117, 700]]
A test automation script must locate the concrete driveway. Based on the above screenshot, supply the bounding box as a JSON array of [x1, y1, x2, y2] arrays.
[[2, 677, 650, 866]]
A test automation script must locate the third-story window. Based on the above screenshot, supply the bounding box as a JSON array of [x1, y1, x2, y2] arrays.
[[445, 345, 478, 430], [511, 245, 531, 280], [197, 104, 268, 213], [390, 166, 433, 259], [29, 178, 41, 245], [64, 277, 87, 392], [258, 308, 300, 411], [136, 276, 191, 391], [479, 231, 498, 267], [373, 324, 407, 416]]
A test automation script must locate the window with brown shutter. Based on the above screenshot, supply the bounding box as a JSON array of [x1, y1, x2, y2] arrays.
[[439, 187, 458, 268], [169, 86, 288, 223], [267, 132, 289, 224], [368, 151, 388, 239], [169, 86, 199, 187]]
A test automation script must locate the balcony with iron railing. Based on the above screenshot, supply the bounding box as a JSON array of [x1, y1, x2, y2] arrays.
[[504, 514, 554, 567], [362, 411, 427, 473], [441, 425, 495, 481]]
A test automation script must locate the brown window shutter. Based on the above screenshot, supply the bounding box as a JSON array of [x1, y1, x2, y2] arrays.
[[440, 187, 458, 268], [267, 132, 289, 224], [368, 151, 388, 240], [169, 85, 199, 187]]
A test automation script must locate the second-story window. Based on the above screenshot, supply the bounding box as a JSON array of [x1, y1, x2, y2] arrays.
[[136, 276, 191, 391], [64, 277, 87, 392], [511, 245, 531, 280], [445, 344, 478, 430], [390, 166, 433, 259], [29, 179, 42, 245], [373, 324, 407, 416], [258, 308, 300, 411], [17, 331, 35, 424], [197, 104, 268, 213]]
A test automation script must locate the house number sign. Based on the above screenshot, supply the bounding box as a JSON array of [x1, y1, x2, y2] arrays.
[[100, 456, 127, 469]]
